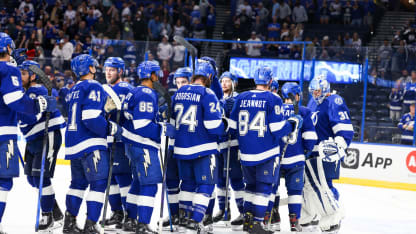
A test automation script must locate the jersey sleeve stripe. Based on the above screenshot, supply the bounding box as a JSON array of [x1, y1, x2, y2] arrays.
[[133, 119, 151, 129], [240, 145, 280, 162], [174, 142, 218, 156], [228, 119, 237, 129], [302, 131, 318, 140], [24, 116, 66, 139], [332, 123, 353, 134], [281, 154, 305, 165], [269, 121, 286, 132], [0, 126, 19, 136], [218, 139, 239, 150], [203, 119, 222, 129], [81, 109, 102, 120], [3, 90, 24, 105], [65, 138, 107, 156]]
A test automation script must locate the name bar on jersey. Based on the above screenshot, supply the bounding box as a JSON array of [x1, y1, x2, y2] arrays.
[[174, 92, 201, 102], [240, 99, 266, 108]]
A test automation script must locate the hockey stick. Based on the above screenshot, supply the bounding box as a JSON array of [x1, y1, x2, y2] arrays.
[[223, 133, 231, 224], [100, 84, 122, 234], [29, 65, 53, 232], [153, 81, 174, 233]]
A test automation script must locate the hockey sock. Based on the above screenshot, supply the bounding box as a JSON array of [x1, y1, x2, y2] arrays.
[[166, 179, 180, 216], [137, 184, 157, 224], [266, 184, 278, 213], [0, 178, 12, 223], [108, 177, 123, 212], [288, 190, 302, 219], [179, 180, 196, 216], [86, 179, 106, 222], [66, 179, 88, 217], [192, 184, 214, 222], [252, 182, 272, 222], [206, 191, 216, 215], [126, 179, 139, 219], [115, 174, 132, 210], [231, 178, 245, 213], [217, 187, 227, 211], [33, 177, 55, 212], [243, 184, 255, 214]]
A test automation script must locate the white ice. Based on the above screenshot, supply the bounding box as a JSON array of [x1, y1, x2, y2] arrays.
[[3, 164, 416, 234]]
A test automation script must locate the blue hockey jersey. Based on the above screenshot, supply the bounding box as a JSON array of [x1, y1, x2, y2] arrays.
[[171, 84, 226, 160], [229, 90, 293, 166], [18, 85, 66, 141], [107, 81, 134, 145], [398, 113, 414, 144], [121, 86, 161, 151], [403, 82, 416, 106], [389, 89, 403, 111], [218, 96, 238, 153], [307, 94, 354, 156], [280, 104, 317, 169], [0, 61, 40, 142], [65, 80, 108, 159]]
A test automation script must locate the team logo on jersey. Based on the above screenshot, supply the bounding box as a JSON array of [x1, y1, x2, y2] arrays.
[[142, 87, 152, 94], [311, 111, 319, 126], [335, 97, 343, 105]]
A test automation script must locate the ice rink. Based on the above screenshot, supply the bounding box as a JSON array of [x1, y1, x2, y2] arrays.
[[3, 164, 416, 234]]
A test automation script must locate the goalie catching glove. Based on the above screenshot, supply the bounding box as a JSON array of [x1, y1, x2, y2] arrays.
[[318, 137, 347, 162]]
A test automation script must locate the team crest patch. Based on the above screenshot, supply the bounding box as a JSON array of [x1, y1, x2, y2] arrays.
[[296, 178, 300, 183], [335, 97, 343, 105], [264, 170, 269, 175], [202, 175, 207, 181], [142, 87, 152, 94]]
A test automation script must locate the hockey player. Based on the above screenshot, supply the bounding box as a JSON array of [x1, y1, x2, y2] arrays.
[[264, 82, 317, 232], [302, 75, 354, 233], [121, 61, 175, 234], [63, 54, 122, 234], [100, 57, 134, 230], [0, 33, 57, 233], [160, 66, 193, 230], [17, 60, 66, 232], [171, 61, 228, 233], [212, 71, 245, 229], [228, 66, 303, 234], [199, 56, 223, 100]]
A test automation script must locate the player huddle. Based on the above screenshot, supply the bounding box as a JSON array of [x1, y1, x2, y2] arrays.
[[0, 32, 354, 234]]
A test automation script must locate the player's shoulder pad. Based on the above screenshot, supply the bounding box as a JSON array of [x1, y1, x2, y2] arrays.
[[118, 81, 133, 88], [327, 94, 346, 106], [205, 87, 216, 96], [137, 86, 157, 100], [1, 62, 21, 78]]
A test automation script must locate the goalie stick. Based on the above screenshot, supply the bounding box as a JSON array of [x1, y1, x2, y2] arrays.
[[153, 81, 174, 233], [100, 84, 122, 234], [28, 65, 54, 232]]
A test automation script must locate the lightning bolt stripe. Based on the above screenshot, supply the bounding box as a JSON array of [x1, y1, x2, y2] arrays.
[[143, 149, 151, 177], [47, 132, 55, 171], [6, 140, 13, 169], [92, 150, 101, 172], [209, 155, 216, 180]]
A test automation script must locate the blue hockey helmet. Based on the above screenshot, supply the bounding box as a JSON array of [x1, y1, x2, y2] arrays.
[[219, 71, 237, 82], [18, 60, 40, 80], [194, 61, 215, 78], [174, 67, 193, 81], [104, 57, 125, 74], [200, 56, 217, 76], [253, 66, 273, 85], [71, 54, 98, 79], [281, 82, 301, 99], [137, 61, 161, 80], [270, 80, 279, 92], [0, 32, 15, 53], [308, 74, 330, 104]]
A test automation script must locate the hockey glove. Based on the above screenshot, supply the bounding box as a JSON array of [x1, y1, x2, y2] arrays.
[[287, 115, 303, 144], [158, 103, 168, 120], [108, 121, 122, 141], [36, 95, 57, 113], [318, 137, 347, 162], [163, 122, 176, 138], [11, 48, 27, 66], [104, 96, 117, 113]]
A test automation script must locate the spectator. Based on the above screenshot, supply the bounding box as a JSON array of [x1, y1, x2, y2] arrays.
[[279, 36, 291, 58], [245, 31, 262, 57], [351, 32, 362, 48], [238, 0, 252, 17], [272, 0, 280, 18], [64, 4, 76, 26], [94, 17, 107, 34], [343, 0, 352, 25], [400, 69, 411, 83], [53, 36, 73, 70], [329, 0, 342, 24], [256, 2, 269, 25], [106, 4, 120, 22], [121, 2, 132, 22], [206, 6, 216, 40], [161, 60, 170, 88], [199, 0, 211, 24], [389, 80, 403, 124], [132, 11, 147, 41], [280, 22, 290, 40], [122, 15, 134, 40], [268, 16, 280, 40], [106, 19, 120, 39], [173, 19, 186, 38], [391, 40, 407, 75], [279, 0, 292, 22], [18, 0, 34, 13], [292, 0, 308, 23], [252, 16, 264, 37], [351, 1, 362, 26], [148, 15, 161, 40], [157, 35, 173, 62], [191, 5, 201, 25], [377, 39, 392, 72], [403, 70, 416, 112], [320, 2, 330, 24], [172, 41, 185, 70], [344, 32, 352, 46], [6, 17, 17, 40], [160, 17, 172, 38], [398, 103, 415, 145]]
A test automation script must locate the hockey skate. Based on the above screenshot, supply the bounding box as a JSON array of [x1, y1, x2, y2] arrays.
[[135, 222, 157, 234], [157, 214, 179, 231], [38, 212, 58, 233], [322, 223, 341, 234], [266, 207, 281, 232], [201, 214, 213, 233], [212, 208, 231, 228], [300, 219, 320, 232], [99, 210, 124, 229], [0, 224, 6, 234], [249, 221, 273, 234], [230, 213, 244, 231], [289, 213, 302, 232], [122, 217, 138, 233], [63, 211, 82, 234], [83, 219, 101, 234], [178, 209, 190, 234], [242, 212, 254, 232], [53, 200, 64, 227], [185, 220, 212, 234]]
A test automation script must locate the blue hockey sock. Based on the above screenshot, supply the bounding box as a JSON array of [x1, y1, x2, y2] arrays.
[[137, 184, 157, 224], [253, 182, 272, 221], [33, 177, 55, 212], [205, 192, 215, 215], [86, 179, 106, 222], [126, 179, 139, 219], [231, 179, 245, 213], [66, 179, 88, 217], [244, 184, 255, 214], [217, 187, 227, 211], [179, 180, 196, 215], [192, 184, 214, 223], [115, 174, 132, 210], [0, 179, 12, 223], [108, 177, 123, 212], [166, 179, 180, 216], [288, 190, 302, 218]]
